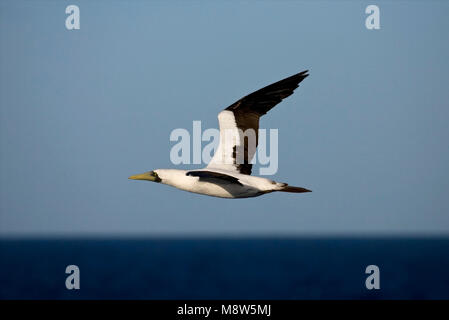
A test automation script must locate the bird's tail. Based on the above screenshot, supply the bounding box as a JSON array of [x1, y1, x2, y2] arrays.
[[276, 183, 312, 193]]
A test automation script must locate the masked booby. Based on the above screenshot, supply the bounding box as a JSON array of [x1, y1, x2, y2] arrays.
[[129, 70, 312, 198]]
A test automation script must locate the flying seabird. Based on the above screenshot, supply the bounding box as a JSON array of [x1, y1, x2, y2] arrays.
[[129, 70, 312, 198]]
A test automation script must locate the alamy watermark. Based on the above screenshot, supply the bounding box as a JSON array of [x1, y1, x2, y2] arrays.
[[65, 265, 80, 290], [169, 121, 279, 175], [365, 5, 380, 30], [65, 5, 80, 30], [365, 265, 380, 290]]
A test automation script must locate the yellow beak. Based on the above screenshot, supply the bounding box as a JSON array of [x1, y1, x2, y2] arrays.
[[128, 171, 159, 182]]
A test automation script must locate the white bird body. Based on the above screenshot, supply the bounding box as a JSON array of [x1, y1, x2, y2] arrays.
[[154, 169, 284, 198], [129, 71, 312, 199]]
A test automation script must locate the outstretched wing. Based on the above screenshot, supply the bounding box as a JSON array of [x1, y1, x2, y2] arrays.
[[207, 70, 309, 175]]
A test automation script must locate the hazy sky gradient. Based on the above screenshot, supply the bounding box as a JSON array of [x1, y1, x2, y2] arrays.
[[1, 1, 448, 236]]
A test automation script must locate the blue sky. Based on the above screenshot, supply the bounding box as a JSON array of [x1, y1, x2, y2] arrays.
[[1, 1, 448, 236]]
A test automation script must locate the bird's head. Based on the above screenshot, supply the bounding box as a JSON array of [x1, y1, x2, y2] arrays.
[[128, 170, 161, 183]]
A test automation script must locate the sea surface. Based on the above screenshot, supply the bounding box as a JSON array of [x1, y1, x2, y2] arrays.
[[0, 237, 448, 299]]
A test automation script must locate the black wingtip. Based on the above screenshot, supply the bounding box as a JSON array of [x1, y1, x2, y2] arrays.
[[298, 69, 309, 78], [288, 70, 309, 86], [273, 70, 308, 88], [285, 70, 309, 84]]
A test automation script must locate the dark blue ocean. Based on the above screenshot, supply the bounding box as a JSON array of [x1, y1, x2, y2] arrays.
[[1, 237, 448, 299]]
